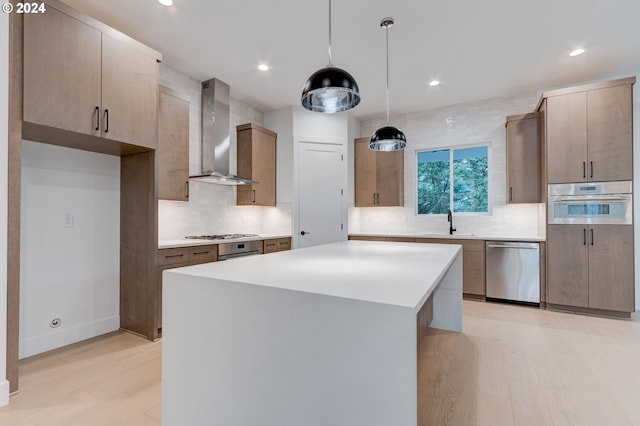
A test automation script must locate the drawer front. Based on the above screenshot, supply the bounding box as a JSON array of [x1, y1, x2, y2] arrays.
[[158, 247, 190, 266], [348, 235, 387, 241], [276, 238, 291, 251], [263, 239, 278, 254], [189, 245, 218, 265]]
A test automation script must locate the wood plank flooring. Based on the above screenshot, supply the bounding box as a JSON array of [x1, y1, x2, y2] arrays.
[[0, 331, 161, 425], [418, 300, 640, 426], [0, 300, 638, 425]]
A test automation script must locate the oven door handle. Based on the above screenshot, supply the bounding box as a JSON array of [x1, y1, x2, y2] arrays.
[[555, 196, 628, 202]]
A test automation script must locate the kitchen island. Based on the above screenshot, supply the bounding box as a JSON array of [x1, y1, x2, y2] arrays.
[[162, 240, 462, 426]]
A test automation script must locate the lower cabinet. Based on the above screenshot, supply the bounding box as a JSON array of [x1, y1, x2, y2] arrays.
[[348, 235, 485, 297], [263, 237, 292, 254], [157, 239, 292, 332], [416, 238, 486, 297], [157, 245, 218, 332], [547, 224, 634, 313]]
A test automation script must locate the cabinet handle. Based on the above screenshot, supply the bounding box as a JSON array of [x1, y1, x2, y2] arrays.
[[185, 181, 189, 199], [376, 193, 380, 205], [583, 228, 586, 245], [582, 162, 586, 179], [252, 189, 256, 203], [590, 228, 594, 246], [509, 187, 513, 202], [192, 251, 209, 255], [95, 106, 100, 131], [104, 109, 109, 133], [590, 161, 594, 179], [165, 254, 184, 259], [373, 193, 376, 205]]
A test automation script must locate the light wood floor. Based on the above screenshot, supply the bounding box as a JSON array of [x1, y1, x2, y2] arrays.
[[0, 301, 638, 425]]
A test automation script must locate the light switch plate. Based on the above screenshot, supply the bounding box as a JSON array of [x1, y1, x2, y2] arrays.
[[63, 213, 73, 227]]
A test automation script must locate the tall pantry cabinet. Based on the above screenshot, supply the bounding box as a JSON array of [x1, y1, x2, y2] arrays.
[[8, 0, 162, 393], [539, 77, 635, 317]]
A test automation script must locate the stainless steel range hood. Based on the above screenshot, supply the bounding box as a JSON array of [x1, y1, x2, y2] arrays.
[[189, 78, 257, 185]]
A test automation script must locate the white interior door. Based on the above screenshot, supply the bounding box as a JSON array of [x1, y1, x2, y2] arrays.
[[298, 141, 344, 249]]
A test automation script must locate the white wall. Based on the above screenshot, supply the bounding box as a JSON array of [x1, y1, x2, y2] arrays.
[[19, 142, 120, 358], [351, 89, 542, 237], [0, 10, 10, 406], [158, 64, 291, 240]]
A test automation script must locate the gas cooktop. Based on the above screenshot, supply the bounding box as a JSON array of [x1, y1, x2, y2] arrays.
[[184, 233, 260, 240]]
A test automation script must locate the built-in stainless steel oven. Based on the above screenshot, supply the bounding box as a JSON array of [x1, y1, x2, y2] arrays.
[[217, 240, 261, 260], [548, 181, 632, 224]]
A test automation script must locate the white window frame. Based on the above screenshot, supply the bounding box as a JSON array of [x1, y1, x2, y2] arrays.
[[415, 142, 492, 216]]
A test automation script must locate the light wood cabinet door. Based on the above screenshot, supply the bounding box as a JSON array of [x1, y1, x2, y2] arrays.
[[463, 250, 485, 296], [506, 113, 541, 203], [354, 137, 404, 207], [158, 88, 190, 201], [376, 150, 404, 206], [588, 225, 634, 312], [547, 225, 589, 308], [546, 92, 587, 183], [23, 7, 102, 136], [354, 138, 377, 207], [586, 85, 633, 182], [237, 124, 277, 206], [101, 32, 158, 149]]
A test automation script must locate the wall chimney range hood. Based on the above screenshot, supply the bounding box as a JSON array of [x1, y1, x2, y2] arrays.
[[189, 78, 258, 185]]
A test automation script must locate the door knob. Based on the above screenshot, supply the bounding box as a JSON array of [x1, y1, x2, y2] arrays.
[[300, 231, 311, 236]]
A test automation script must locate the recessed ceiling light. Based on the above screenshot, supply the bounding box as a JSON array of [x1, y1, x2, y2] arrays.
[[429, 80, 440, 87], [258, 64, 269, 71], [158, 0, 173, 6], [569, 48, 585, 57]]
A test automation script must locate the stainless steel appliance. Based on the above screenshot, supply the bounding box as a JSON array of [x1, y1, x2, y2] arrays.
[[217, 240, 261, 260], [548, 181, 632, 225], [486, 241, 540, 304]]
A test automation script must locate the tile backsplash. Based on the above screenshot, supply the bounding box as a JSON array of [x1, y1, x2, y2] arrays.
[[158, 64, 291, 240]]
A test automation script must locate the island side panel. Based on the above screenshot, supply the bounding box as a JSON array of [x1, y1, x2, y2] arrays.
[[162, 272, 418, 426], [430, 250, 463, 332]]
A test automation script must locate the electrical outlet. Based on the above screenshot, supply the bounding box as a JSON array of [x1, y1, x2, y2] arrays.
[[63, 213, 73, 227]]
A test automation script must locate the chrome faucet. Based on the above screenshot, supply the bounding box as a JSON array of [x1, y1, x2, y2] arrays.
[[447, 209, 456, 235]]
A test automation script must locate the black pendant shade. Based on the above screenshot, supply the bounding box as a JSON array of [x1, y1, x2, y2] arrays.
[[301, 66, 361, 113], [370, 17, 406, 151], [369, 125, 407, 151], [301, 0, 361, 113]]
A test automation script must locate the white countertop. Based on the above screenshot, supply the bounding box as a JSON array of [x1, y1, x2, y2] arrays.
[[350, 232, 545, 242], [167, 240, 462, 310], [158, 234, 291, 249]]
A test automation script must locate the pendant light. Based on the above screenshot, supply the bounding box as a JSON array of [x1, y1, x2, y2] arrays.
[[301, 0, 361, 113], [370, 18, 406, 151]]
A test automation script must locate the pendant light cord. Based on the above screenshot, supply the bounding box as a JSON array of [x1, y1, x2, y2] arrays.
[[385, 23, 390, 125], [328, 0, 333, 66]]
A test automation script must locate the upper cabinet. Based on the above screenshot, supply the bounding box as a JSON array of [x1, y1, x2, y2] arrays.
[[22, 2, 160, 151], [354, 137, 404, 207], [158, 86, 190, 201], [543, 78, 634, 184], [236, 124, 277, 206], [506, 112, 542, 203]]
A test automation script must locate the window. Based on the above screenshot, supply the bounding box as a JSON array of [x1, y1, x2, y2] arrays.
[[417, 145, 489, 214]]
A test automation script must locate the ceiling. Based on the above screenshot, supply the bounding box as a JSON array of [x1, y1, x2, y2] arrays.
[[62, 0, 640, 119]]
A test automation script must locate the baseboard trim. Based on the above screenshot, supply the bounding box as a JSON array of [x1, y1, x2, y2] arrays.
[[0, 379, 9, 407], [19, 316, 119, 359]]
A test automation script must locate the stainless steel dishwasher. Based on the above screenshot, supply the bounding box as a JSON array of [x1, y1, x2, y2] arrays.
[[485, 241, 540, 304]]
